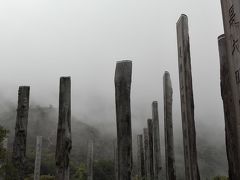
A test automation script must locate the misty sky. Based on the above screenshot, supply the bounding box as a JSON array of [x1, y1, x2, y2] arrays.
[[0, 0, 224, 136]]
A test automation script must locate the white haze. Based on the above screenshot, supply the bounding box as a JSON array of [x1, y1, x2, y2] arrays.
[[0, 0, 224, 145]]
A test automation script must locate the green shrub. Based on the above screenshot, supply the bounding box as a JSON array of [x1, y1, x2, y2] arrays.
[[212, 176, 229, 180], [74, 163, 87, 180], [40, 175, 55, 180]]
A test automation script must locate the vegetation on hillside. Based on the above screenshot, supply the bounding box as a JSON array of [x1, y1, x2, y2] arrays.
[[0, 105, 230, 179]]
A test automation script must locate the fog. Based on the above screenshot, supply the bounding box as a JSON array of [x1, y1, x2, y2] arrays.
[[0, 0, 224, 132], [0, 0, 229, 178]]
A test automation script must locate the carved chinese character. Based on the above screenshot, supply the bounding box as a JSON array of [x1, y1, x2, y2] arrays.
[[229, 5, 239, 27], [231, 35, 240, 55]]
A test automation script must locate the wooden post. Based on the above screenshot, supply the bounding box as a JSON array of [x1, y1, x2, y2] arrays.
[[5, 137, 10, 180], [137, 135, 141, 179], [143, 128, 150, 180], [152, 101, 162, 180], [12, 86, 30, 180], [55, 77, 72, 180], [114, 141, 118, 180], [137, 135, 145, 179], [0, 137, 8, 180], [114, 60, 132, 180], [147, 119, 154, 180], [218, 34, 240, 179], [220, 1, 240, 178], [34, 136, 43, 180], [163, 72, 176, 180], [87, 142, 94, 180], [176, 14, 200, 180]]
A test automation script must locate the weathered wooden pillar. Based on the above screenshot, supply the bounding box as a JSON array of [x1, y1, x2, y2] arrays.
[[176, 14, 200, 180], [114, 60, 132, 180], [12, 86, 30, 180], [147, 119, 154, 180], [163, 72, 176, 180], [143, 128, 150, 180], [0, 137, 8, 166], [220, 1, 240, 179], [137, 135, 145, 179], [218, 34, 240, 179], [34, 136, 42, 180], [87, 142, 94, 180], [0, 137, 8, 180], [152, 101, 162, 180], [55, 77, 72, 180], [137, 135, 141, 179], [114, 141, 118, 180]]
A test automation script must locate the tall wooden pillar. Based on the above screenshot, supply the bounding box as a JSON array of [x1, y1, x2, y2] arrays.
[[218, 34, 240, 179], [220, 1, 240, 179], [176, 14, 200, 180], [1, 137, 8, 180], [12, 86, 30, 180], [55, 77, 72, 180], [114, 141, 118, 180], [163, 72, 176, 180], [143, 128, 150, 180], [114, 60, 132, 180], [147, 119, 154, 180], [137, 135, 145, 179], [152, 101, 162, 180]]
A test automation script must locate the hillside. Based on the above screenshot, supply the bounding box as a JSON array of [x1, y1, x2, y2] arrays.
[[0, 105, 115, 178], [0, 105, 228, 179]]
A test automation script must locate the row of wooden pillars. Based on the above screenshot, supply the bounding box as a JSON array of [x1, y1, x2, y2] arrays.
[[114, 59, 177, 180], [8, 1, 240, 179], [10, 77, 73, 180], [114, 1, 240, 179], [3, 6, 197, 180], [114, 14, 199, 180], [9, 77, 94, 180]]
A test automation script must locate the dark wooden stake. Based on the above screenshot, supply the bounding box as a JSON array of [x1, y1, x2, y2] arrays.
[[114, 60, 132, 180], [55, 77, 72, 180], [137, 134, 145, 179], [220, 1, 240, 179], [218, 34, 240, 179], [176, 14, 200, 180], [147, 119, 154, 180], [144, 128, 150, 180], [152, 101, 162, 180], [114, 140, 118, 180], [163, 72, 176, 180], [12, 86, 30, 180]]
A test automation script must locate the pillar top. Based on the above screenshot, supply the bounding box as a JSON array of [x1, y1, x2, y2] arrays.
[[177, 14, 188, 24], [218, 34, 225, 40], [19, 86, 30, 89], [116, 60, 132, 64], [60, 76, 71, 79], [164, 71, 170, 75]]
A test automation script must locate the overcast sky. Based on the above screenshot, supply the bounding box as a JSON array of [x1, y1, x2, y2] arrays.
[[0, 0, 224, 135]]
